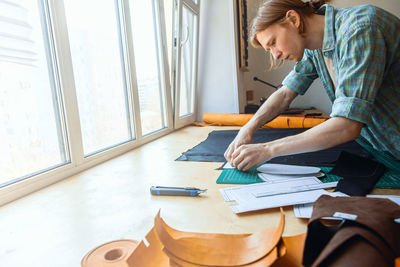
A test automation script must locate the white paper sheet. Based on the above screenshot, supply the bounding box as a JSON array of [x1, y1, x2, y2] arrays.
[[230, 189, 329, 213], [222, 162, 234, 169], [219, 177, 335, 213], [255, 181, 338, 198], [258, 172, 325, 183], [258, 172, 307, 182], [293, 194, 400, 219], [293, 191, 348, 218], [220, 177, 323, 203], [367, 194, 400, 205]]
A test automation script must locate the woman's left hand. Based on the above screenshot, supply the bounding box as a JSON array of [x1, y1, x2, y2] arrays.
[[231, 143, 273, 171]]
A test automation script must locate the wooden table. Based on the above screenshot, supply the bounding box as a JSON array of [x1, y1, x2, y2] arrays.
[[0, 126, 397, 267]]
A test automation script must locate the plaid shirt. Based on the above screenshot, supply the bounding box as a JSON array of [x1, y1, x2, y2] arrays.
[[282, 4, 400, 159]]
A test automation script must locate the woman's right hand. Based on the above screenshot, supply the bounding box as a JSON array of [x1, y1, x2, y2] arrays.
[[224, 126, 255, 165]]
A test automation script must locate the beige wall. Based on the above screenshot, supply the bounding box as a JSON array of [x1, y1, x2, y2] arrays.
[[243, 0, 400, 115], [197, 0, 240, 120]]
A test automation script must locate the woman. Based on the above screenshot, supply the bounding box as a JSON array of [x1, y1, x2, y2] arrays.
[[225, 0, 400, 171]]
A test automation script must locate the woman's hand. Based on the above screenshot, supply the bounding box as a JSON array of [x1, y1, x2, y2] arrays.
[[224, 126, 254, 164], [229, 117, 363, 172], [231, 143, 273, 171], [224, 86, 297, 168]]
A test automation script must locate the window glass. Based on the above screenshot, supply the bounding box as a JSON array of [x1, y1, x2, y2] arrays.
[[0, 0, 68, 186], [130, 0, 167, 135], [179, 5, 197, 117], [64, 0, 133, 155]]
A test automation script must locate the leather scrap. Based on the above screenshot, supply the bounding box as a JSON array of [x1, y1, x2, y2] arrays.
[[303, 195, 400, 267], [82, 209, 293, 267], [272, 233, 306, 267], [154, 209, 285, 266]]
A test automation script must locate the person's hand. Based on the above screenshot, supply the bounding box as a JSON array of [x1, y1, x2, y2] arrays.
[[224, 126, 254, 164], [231, 143, 273, 171]]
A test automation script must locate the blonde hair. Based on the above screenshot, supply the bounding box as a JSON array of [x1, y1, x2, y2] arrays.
[[249, 0, 329, 69]]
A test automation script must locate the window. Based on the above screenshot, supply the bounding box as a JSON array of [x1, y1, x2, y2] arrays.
[[64, 0, 133, 156], [0, 0, 199, 205], [173, 0, 200, 128], [179, 4, 197, 117], [129, 0, 168, 136], [0, 0, 69, 186]]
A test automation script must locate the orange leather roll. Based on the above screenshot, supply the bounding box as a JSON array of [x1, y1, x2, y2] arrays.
[[303, 117, 329, 128], [203, 113, 254, 126], [81, 239, 140, 267], [202, 113, 328, 128]]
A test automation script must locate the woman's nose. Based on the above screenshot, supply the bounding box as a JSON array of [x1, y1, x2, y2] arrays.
[[270, 48, 281, 60]]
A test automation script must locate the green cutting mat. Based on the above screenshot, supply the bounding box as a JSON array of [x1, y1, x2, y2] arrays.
[[217, 140, 400, 188], [217, 168, 263, 184], [216, 167, 400, 188]]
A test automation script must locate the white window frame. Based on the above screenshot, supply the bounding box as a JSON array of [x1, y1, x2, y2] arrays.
[[0, 0, 174, 206], [173, 0, 200, 129]]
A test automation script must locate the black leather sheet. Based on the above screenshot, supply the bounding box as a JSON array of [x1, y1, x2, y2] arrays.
[[176, 129, 371, 166], [332, 151, 385, 196]]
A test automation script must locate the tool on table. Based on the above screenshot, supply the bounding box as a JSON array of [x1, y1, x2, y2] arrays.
[[150, 186, 207, 196]]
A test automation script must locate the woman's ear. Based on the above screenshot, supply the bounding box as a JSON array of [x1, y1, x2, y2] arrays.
[[285, 10, 301, 29]]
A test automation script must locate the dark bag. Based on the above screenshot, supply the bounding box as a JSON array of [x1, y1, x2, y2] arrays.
[[303, 195, 400, 267]]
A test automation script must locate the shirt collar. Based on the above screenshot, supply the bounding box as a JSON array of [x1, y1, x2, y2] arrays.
[[322, 4, 336, 53]]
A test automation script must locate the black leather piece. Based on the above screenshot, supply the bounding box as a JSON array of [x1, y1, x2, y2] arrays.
[[331, 151, 386, 196], [176, 129, 371, 166]]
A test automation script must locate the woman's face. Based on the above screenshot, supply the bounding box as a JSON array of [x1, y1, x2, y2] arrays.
[[256, 20, 306, 62]]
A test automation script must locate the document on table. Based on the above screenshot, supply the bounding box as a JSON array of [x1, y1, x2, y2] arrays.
[[366, 194, 400, 205], [258, 172, 325, 183], [293, 191, 348, 218], [293, 194, 400, 219], [220, 177, 337, 213]]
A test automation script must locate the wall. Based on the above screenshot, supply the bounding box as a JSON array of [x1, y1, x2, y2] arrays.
[[196, 0, 240, 121], [243, 0, 400, 115]]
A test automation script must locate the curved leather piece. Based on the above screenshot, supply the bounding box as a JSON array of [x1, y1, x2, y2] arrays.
[[127, 228, 169, 267], [164, 246, 281, 267], [154, 208, 285, 266], [272, 233, 306, 267]]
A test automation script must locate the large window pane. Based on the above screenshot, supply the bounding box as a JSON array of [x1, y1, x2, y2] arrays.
[[0, 0, 68, 186], [130, 0, 167, 135], [179, 5, 197, 117], [64, 0, 133, 155]]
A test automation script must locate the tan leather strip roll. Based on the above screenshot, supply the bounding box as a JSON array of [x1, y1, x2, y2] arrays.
[[81, 239, 139, 267]]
